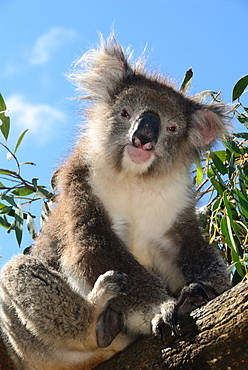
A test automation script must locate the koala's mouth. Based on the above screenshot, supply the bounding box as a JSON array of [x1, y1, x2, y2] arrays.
[[126, 143, 157, 164]]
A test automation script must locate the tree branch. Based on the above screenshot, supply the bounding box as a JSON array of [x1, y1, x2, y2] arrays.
[[0, 281, 247, 369], [96, 280, 248, 369]]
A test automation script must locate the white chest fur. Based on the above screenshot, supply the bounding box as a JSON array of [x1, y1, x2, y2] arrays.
[[90, 167, 191, 278]]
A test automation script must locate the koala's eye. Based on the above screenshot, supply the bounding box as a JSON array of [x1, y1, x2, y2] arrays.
[[120, 109, 131, 119], [166, 125, 177, 133]]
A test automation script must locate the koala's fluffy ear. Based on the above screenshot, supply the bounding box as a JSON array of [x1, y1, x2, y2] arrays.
[[190, 105, 229, 148], [70, 34, 134, 100]]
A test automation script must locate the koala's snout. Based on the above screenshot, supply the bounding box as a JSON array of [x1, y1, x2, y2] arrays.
[[132, 113, 160, 151]]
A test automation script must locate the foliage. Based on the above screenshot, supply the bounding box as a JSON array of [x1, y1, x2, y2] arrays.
[[0, 93, 53, 250], [1, 72, 248, 284], [183, 73, 248, 285]]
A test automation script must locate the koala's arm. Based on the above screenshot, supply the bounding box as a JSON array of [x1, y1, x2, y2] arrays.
[[168, 206, 230, 315]]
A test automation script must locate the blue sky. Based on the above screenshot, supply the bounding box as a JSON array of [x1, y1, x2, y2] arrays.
[[1, 0, 248, 268]]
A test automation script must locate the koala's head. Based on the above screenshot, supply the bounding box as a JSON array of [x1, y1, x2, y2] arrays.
[[70, 35, 228, 177]]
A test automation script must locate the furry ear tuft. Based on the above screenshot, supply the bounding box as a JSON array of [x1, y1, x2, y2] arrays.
[[190, 105, 229, 148], [69, 34, 134, 100]]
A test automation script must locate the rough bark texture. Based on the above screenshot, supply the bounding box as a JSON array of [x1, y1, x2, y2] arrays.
[[0, 281, 247, 369]]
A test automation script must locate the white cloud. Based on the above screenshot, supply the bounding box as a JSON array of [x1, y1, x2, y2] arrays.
[[30, 27, 78, 65], [6, 95, 66, 144]]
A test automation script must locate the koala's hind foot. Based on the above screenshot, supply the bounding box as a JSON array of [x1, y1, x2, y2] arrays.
[[152, 282, 218, 342], [88, 270, 127, 308], [89, 271, 128, 348], [0, 256, 128, 369], [176, 282, 217, 318]]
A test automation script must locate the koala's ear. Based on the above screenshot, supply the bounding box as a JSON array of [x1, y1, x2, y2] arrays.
[[190, 106, 228, 148], [69, 34, 134, 100]]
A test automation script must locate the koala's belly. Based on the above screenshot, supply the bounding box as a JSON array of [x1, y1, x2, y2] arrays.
[[91, 169, 189, 293]]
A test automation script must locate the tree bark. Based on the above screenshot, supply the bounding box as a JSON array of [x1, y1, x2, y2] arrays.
[[0, 281, 247, 370], [96, 280, 248, 370]]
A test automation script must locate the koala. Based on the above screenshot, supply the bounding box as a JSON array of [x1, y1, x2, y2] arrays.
[[0, 35, 230, 369]]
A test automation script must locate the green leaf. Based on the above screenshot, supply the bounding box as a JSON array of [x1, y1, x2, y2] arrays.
[[180, 68, 193, 92], [238, 166, 247, 199], [27, 212, 37, 239], [23, 246, 32, 255], [35, 187, 53, 200], [228, 152, 236, 178], [232, 74, 248, 101], [0, 114, 10, 141], [212, 150, 226, 162], [223, 138, 241, 154], [0, 94, 10, 140], [210, 176, 226, 195], [12, 187, 35, 196], [0, 93, 7, 112], [0, 204, 13, 215], [226, 216, 238, 254], [237, 112, 248, 125], [211, 197, 222, 212], [14, 205, 23, 246], [0, 169, 15, 175], [234, 132, 248, 139], [32, 178, 38, 187], [210, 152, 227, 175], [233, 188, 248, 220], [0, 215, 11, 228], [195, 160, 203, 186], [231, 251, 244, 278], [14, 129, 29, 154], [1, 194, 17, 207]]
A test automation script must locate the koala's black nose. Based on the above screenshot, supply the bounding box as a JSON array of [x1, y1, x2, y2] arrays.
[[132, 113, 160, 150]]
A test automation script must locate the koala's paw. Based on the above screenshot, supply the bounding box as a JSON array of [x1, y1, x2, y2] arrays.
[[90, 270, 128, 304], [176, 282, 217, 318], [152, 300, 178, 342]]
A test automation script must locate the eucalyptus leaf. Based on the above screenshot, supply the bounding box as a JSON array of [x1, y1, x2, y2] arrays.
[[223, 138, 241, 154], [0, 93, 7, 112], [27, 212, 37, 239], [232, 74, 248, 101], [1, 194, 17, 208], [210, 177, 226, 195], [195, 161, 203, 186], [12, 187, 35, 196], [180, 68, 193, 92], [14, 205, 23, 246], [0, 215, 11, 228], [14, 129, 29, 154], [210, 152, 227, 175], [234, 132, 248, 139], [233, 189, 248, 220], [0, 114, 10, 141]]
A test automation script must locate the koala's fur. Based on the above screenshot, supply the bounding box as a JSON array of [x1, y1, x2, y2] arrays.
[[0, 35, 230, 369]]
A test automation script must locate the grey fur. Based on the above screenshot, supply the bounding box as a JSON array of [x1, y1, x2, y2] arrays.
[[0, 35, 230, 369]]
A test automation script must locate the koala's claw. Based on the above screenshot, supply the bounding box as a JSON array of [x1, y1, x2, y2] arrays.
[[152, 310, 179, 343], [169, 314, 179, 338], [176, 282, 213, 318]]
